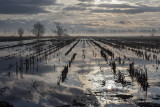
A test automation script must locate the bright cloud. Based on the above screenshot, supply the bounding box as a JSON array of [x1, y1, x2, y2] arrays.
[[0, 0, 160, 35]]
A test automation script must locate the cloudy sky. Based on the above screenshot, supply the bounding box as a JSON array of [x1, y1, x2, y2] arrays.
[[0, 0, 160, 36]]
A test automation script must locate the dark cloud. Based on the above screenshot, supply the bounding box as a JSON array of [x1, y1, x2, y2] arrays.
[[0, 0, 56, 14], [78, 3, 137, 9], [119, 21, 131, 24], [126, 5, 160, 14], [64, 3, 138, 12], [91, 5, 160, 14], [97, 3, 137, 8], [77, 3, 95, 7], [77, 2, 160, 14], [63, 6, 86, 11]]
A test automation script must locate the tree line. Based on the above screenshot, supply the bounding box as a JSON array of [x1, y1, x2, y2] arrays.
[[17, 22, 67, 38]]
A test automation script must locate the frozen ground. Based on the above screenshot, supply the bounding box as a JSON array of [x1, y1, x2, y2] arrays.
[[0, 37, 160, 107]]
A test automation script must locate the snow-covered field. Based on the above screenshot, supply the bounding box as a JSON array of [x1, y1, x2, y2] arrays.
[[0, 37, 160, 107]]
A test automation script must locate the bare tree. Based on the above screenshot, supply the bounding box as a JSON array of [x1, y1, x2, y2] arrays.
[[18, 28, 24, 38], [52, 23, 66, 37], [32, 22, 45, 38]]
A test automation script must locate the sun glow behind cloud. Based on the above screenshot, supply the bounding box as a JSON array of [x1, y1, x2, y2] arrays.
[[94, 0, 122, 4], [111, 0, 120, 4], [95, 0, 100, 3]]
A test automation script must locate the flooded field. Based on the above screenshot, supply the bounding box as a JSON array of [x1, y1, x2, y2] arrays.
[[0, 37, 160, 107]]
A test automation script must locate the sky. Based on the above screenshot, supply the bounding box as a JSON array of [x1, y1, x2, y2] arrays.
[[0, 0, 160, 36]]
